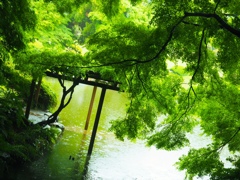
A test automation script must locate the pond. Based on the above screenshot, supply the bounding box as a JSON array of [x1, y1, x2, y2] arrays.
[[14, 77, 211, 179]]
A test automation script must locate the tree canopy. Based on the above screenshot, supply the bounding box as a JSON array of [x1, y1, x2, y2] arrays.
[[1, 0, 240, 179]]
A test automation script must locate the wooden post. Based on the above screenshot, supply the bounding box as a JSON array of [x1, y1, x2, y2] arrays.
[[34, 76, 42, 109], [82, 155, 91, 179], [84, 86, 97, 130], [87, 88, 106, 157], [25, 78, 36, 120]]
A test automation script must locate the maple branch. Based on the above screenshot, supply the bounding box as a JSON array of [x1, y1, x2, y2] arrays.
[[136, 65, 148, 95], [167, 26, 205, 130], [184, 12, 240, 38], [217, 128, 240, 152]]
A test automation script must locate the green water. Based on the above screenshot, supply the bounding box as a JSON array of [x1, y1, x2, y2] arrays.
[[13, 77, 190, 179], [39, 77, 128, 179]]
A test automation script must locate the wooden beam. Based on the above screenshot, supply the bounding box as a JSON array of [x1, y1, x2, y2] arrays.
[[45, 71, 120, 91]]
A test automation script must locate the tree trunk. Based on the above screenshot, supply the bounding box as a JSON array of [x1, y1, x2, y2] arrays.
[[37, 76, 79, 126]]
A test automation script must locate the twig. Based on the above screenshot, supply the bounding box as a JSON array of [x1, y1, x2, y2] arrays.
[[191, 28, 205, 82], [217, 128, 240, 152], [214, 0, 221, 13], [136, 65, 148, 95]]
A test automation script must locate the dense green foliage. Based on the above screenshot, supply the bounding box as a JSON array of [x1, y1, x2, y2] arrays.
[[0, 91, 60, 177], [0, 0, 36, 50], [1, 0, 240, 179], [0, 0, 58, 172]]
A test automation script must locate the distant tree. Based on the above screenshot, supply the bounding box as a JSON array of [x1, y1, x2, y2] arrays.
[[13, 0, 84, 117], [0, 0, 36, 50]]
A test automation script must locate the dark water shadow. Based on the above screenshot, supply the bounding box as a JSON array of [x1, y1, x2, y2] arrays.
[[72, 130, 92, 180]]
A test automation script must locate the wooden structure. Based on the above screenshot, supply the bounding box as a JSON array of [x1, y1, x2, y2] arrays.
[[45, 70, 120, 91], [45, 70, 120, 157]]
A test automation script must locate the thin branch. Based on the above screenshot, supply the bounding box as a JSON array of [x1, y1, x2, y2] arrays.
[[82, 17, 187, 68], [191, 28, 205, 82], [214, 0, 221, 13], [63, 78, 79, 108], [217, 128, 240, 152], [182, 28, 205, 114], [182, 21, 201, 27], [136, 65, 148, 95], [142, 16, 187, 64], [184, 12, 240, 38], [58, 76, 65, 89], [29, 11, 239, 74], [190, 86, 197, 97], [198, 127, 240, 161], [223, 13, 239, 17], [63, 88, 74, 108], [123, 70, 130, 87], [31, 16, 187, 70], [165, 29, 206, 132]]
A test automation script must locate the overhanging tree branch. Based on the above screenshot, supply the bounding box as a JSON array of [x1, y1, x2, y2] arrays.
[[82, 16, 186, 67], [184, 12, 240, 38], [217, 128, 240, 152], [38, 76, 80, 126], [165, 29, 205, 133], [30, 11, 240, 72], [174, 28, 205, 125], [85, 12, 239, 67], [197, 127, 240, 161]]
